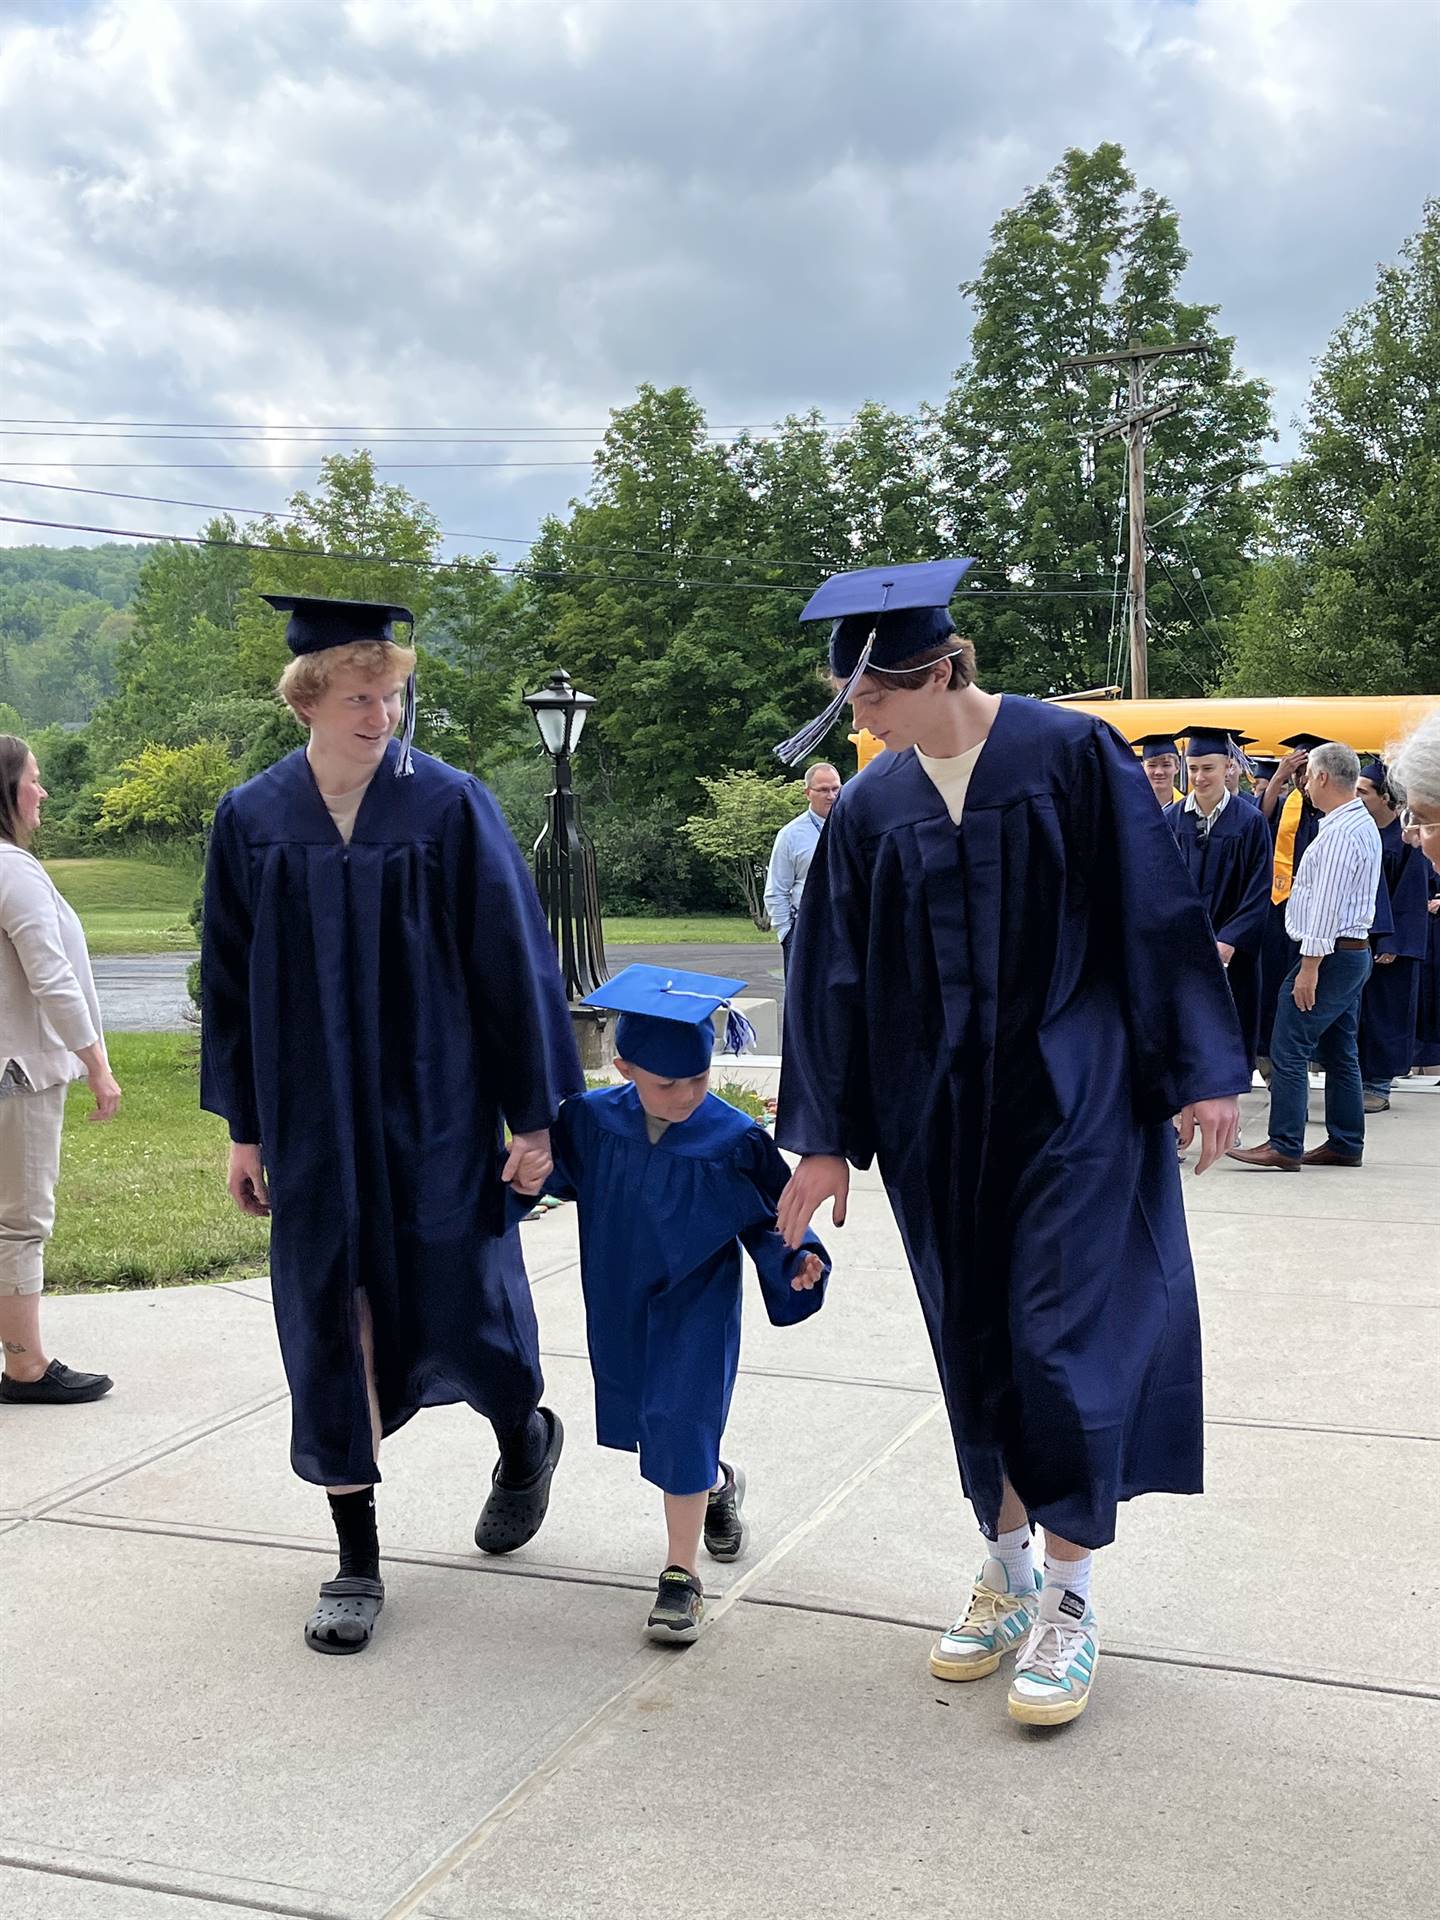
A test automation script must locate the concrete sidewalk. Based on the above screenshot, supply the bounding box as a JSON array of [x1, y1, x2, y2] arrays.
[[3, 1081, 1436, 1919]]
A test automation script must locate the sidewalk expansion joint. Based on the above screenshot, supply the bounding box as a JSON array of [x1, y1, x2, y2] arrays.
[[1204, 1414, 1440, 1443], [539, 1343, 941, 1397], [0, 1853, 345, 1920]]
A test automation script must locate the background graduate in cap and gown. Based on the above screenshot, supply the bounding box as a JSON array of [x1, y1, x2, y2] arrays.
[[1356, 758, 1429, 1107], [201, 594, 582, 1655], [1256, 733, 1328, 1063], [773, 561, 1248, 1728], [1163, 724, 1275, 1072], [1131, 732, 1184, 807], [511, 963, 828, 1644]]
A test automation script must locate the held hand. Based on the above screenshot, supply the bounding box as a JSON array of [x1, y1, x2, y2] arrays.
[[1292, 967, 1319, 1013], [227, 1142, 271, 1217], [1216, 941, 1235, 967], [777, 1155, 848, 1251], [1375, 952, 1396, 965], [1175, 1097, 1240, 1175], [86, 1066, 121, 1122], [1430, 897, 1440, 915], [502, 1129, 553, 1192], [790, 1251, 825, 1292]]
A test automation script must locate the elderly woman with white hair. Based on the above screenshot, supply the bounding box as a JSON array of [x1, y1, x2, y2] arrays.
[[1388, 711, 1440, 1071]]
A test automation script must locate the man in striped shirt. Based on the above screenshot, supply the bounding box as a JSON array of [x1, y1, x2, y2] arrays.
[[1229, 742, 1383, 1170]]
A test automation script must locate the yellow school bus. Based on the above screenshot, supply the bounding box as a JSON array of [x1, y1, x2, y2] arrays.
[[850, 693, 1440, 773]]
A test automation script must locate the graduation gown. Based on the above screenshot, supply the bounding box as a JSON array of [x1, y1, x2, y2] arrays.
[[1359, 819, 1429, 1080], [777, 696, 1250, 1549], [524, 1085, 829, 1494], [1162, 796, 1274, 1071], [200, 743, 583, 1486], [1414, 870, 1440, 1068]]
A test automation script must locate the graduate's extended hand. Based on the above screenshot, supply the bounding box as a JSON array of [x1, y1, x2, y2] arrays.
[[790, 1251, 825, 1292], [228, 1143, 271, 1217], [777, 1155, 848, 1250], [1175, 1097, 1240, 1175], [502, 1129, 553, 1192]]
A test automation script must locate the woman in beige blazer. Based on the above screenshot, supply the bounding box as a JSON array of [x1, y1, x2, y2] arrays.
[[0, 735, 121, 1404]]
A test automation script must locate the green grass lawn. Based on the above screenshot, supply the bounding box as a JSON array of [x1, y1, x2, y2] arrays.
[[604, 915, 769, 945], [46, 857, 201, 955], [47, 1032, 269, 1293]]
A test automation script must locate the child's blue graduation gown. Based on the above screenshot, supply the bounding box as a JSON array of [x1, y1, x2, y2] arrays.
[[1359, 818, 1430, 1080], [1162, 794, 1274, 1070], [200, 743, 582, 1487], [531, 1084, 830, 1495], [777, 696, 1250, 1550]]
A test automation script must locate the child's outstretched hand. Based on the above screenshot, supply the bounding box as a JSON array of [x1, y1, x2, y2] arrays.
[[790, 1251, 824, 1292]]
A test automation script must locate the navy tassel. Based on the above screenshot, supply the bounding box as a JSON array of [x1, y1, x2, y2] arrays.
[[723, 1006, 758, 1056], [395, 671, 417, 777], [773, 634, 873, 767]]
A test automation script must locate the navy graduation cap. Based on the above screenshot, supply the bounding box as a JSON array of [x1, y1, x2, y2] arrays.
[[584, 964, 757, 1080], [261, 593, 418, 777], [1278, 732, 1330, 753], [1360, 757, 1388, 788], [1130, 730, 1180, 762], [1178, 720, 1244, 759], [775, 559, 977, 765]]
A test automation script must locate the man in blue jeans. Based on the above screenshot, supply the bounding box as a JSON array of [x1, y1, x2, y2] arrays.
[[1229, 742, 1383, 1171]]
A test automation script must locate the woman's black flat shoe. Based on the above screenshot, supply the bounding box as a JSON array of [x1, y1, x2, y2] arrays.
[[0, 1359, 113, 1404]]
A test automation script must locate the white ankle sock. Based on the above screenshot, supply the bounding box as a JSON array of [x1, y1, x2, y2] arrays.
[[994, 1524, 1035, 1594], [1044, 1552, 1093, 1607]]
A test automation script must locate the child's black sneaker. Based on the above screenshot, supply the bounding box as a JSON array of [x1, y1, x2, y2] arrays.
[[646, 1566, 705, 1644], [704, 1461, 748, 1562]]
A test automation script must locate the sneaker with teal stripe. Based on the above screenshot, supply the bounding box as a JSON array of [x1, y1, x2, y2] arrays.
[[930, 1558, 1042, 1682], [1007, 1584, 1099, 1726]]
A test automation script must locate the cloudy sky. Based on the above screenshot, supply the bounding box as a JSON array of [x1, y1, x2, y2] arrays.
[[0, 0, 1433, 559]]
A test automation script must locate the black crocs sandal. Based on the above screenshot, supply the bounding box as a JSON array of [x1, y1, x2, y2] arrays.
[[474, 1407, 564, 1555], [304, 1575, 385, 1655]]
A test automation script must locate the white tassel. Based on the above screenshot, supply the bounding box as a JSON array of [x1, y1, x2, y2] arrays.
[[723, 1006, 758, 1056], [395, 672, 417, 777]]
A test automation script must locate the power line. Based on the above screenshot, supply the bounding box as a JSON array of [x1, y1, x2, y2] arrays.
[[0, 459, 599, 470], [0, 415, 869, 433], [0, 427, 853, 446], [0, 512, 1124, 599], [0, 476, 1120, 582]]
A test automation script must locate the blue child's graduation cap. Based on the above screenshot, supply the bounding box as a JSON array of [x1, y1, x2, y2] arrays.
[[261, 593, 418, 777], [775, 559, 977, 765], [1130, 730, 1180, 762], [584, 964, 757, 1079]]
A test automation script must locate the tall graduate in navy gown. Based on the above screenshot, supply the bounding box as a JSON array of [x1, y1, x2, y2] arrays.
[[1356, 760, 1429, 1101], [202, 595, 581, 1655], [1163, 726, 1274, 1070], [773, 562, 1247, 1730]]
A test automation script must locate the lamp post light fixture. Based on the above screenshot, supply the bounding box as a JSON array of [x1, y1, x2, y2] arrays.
[[523, 669, 610, 1061]]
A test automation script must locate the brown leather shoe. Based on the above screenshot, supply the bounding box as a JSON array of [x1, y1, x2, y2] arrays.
[[1301, 1142, 1363, 1168], [1225, 1143, 1302, 1171]]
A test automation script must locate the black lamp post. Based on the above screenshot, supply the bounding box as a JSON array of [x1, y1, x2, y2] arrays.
[[524, 669, 610, 1059]]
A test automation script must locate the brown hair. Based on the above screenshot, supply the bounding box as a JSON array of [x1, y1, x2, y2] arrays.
[[847, 636, 977, 694], [277, 638, 417, 718], [0, 734, 32, 847]]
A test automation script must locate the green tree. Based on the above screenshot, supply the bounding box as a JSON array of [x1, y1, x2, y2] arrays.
[[1228, 201, 1440, 694], [933, 143, 1273, 697], [418, 554, 535, 774], [681, 770, 807, 927], [98, 740, 238, 840]]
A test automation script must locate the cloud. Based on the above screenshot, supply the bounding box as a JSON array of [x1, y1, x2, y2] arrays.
[[0, 0, 1432, 551]]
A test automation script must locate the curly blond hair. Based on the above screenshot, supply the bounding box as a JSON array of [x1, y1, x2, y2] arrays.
[[277, 640, 417, 718]]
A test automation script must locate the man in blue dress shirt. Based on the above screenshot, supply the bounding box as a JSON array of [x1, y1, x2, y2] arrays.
[[763, 763, 841, 966]]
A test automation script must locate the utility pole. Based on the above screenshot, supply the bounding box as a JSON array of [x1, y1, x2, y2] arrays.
[[1063, 341, 1210, 700]]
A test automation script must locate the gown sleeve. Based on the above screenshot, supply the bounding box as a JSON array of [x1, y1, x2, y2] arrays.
[[441, 779, 585, 1137], [735, 1126, 830, 1328], [1212, 807, 1275, 954], [1084, 724, 1251, 1120], [1377, 843, 1430, 961], [199, 795, 261, 1145], [774, 800, 879, 1169]]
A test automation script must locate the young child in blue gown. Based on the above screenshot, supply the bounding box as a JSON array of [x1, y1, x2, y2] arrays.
[[514, 965, 829, 1643]]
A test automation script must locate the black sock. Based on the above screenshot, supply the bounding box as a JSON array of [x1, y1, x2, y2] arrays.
[[493, 1409, 547, 1484], [326, 1488, 380, 1580]]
